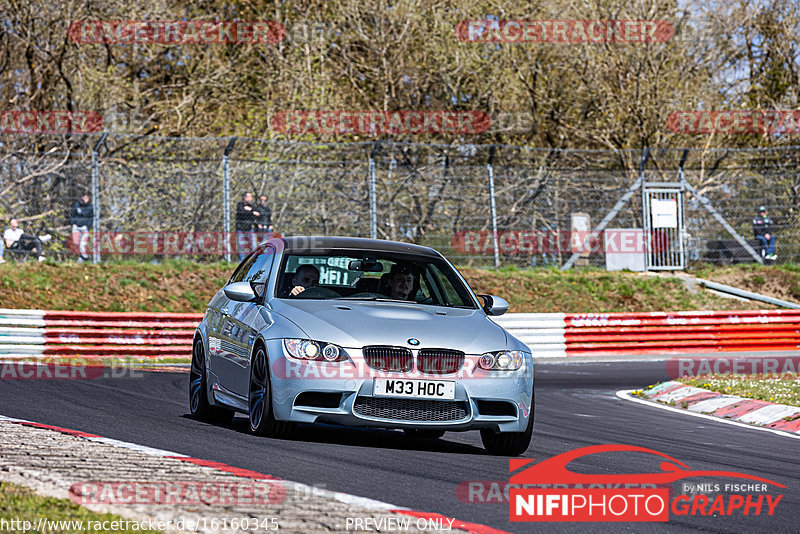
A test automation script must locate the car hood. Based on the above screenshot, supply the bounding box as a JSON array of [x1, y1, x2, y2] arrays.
[[269, 299, 508, 354]]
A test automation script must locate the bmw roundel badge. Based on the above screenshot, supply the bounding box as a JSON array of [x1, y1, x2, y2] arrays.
[[407, 338, 420, 346]]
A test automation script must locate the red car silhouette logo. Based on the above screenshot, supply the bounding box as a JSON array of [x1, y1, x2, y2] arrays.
[[510, 444, 785, 487]]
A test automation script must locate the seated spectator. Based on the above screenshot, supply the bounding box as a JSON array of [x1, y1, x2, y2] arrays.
[[382, 264, 419, 301], [2, 219, 51, 262], [288, 265, 320, 296], [753, 205, 776, 260]]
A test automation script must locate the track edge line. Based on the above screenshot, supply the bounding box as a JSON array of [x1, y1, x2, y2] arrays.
[[615, 390, 800, 440]]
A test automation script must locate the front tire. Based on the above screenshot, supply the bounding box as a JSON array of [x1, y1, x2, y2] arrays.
[[248, 344, 295, 438], [480, 402, 534, 456], [189, 338, 234, 424]]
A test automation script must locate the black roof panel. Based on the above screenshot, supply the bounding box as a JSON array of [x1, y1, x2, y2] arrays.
[[279, 236, 440, 258]]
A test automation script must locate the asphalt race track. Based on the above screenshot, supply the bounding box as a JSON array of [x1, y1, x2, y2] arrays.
[[1, 359, 798, 533]]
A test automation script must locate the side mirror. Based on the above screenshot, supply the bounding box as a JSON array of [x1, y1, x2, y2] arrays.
[[224, 281, 257, 302], [478, 294, 509, 316]]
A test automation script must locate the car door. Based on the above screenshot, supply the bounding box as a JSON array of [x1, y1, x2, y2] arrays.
[[206, 256, 253, 381], [211, 251, 259, 394], [218, 245, 276, 396]]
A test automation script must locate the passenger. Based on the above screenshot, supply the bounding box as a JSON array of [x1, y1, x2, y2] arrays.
[[289, 264, 320, 296]]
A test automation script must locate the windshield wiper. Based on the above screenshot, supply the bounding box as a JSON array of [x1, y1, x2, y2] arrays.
[[335, 296, 414, 303]]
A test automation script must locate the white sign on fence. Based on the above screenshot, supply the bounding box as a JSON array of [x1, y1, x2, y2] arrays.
[[651, 198, 678, 228]]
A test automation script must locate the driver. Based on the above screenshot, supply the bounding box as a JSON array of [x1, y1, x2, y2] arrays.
[[384, 264, 418, 300], [289, 264, 320, 296]]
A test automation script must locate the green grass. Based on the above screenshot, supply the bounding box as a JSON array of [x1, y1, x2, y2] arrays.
[[0, 260, 795, 313], [677, 375, 800, 407], [0, 482, 163, 533]]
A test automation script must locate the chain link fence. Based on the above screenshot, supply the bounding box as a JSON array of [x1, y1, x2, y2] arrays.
[[1, 132, 798, 268]]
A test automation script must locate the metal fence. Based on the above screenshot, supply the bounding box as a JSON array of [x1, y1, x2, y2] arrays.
[[1, 132, 798, 268]]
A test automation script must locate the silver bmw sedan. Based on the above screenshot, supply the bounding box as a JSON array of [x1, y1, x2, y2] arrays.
[[190, 236, 534, 455]]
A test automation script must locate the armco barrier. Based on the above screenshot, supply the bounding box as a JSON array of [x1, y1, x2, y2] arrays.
[[492, 310, 800, 357], [0, 309, 203, 359], [2, 308, 798, 360]]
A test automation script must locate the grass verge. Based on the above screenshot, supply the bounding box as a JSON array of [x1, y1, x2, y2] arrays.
[[3, 259, 797, 313], [0, 482, 162, 533], [676, 375, 800, 407]]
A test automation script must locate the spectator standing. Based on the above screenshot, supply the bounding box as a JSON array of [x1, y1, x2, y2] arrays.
[[70, 192, 93, 261], [235, 192, 260, 260], [2, 219, 50, 262], [256, 195, 273, 241], [753, 206, 776, 260]]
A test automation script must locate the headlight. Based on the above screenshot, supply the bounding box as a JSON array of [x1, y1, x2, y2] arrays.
[[478, 350, 525, 371], [283, 339, 348, 362]]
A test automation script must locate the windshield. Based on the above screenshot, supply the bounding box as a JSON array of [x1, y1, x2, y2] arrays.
[[275, 250, 477, 308]]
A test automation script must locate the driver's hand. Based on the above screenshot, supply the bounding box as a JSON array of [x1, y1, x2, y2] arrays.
[[290, 285, 306, 296]]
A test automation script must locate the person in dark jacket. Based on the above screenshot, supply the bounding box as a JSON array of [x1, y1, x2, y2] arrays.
[[70, 192, 93, 261], [256, 195, 273, 241], [235, 192, 261, 260], [753, 205, 776, 260]]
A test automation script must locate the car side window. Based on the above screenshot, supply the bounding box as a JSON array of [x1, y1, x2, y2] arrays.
[[427, 264, 472, 307], [242, 247, 275, 300], [242, 248, 274, 283], [229, 252, 258, 284]]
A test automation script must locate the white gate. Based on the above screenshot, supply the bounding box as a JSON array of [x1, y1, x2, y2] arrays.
[[642, 183, 685, 270]]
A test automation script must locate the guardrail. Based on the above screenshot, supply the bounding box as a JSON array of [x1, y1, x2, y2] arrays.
[[2, 308, 798, 360], [492, 310, 800, 357], [0, 309, 202, 358]]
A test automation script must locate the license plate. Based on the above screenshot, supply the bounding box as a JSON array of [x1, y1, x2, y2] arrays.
[[373, 379, 455, 400]]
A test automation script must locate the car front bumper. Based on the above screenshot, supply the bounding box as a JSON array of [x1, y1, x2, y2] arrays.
[[266, 339, 534, 433]]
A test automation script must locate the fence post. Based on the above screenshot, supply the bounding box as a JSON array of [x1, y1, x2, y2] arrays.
[[487, 146, 500, 269], [91, 133, 108, 264], [560, 148, 651, 270], [223, 137, 237, 262], [369, 141, 380, 239]]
